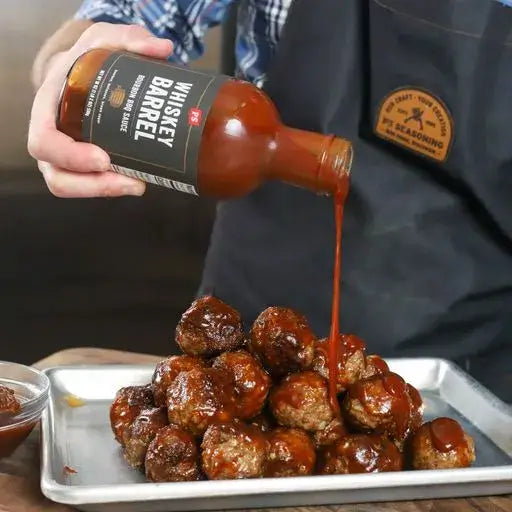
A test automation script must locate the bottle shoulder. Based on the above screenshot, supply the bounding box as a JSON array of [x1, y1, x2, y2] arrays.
[[215, 79, 280, 127]]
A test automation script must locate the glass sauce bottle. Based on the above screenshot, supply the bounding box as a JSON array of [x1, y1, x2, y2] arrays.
[[57, 49, 352, 198]]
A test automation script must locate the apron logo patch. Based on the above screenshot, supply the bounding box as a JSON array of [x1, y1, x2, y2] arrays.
[[375, 87, 454, 163]]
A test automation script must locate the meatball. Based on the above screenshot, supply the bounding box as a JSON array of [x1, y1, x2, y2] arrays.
[[313, 417, 348, 450], [265, 428, 316, 477], [270, 371, 333, 432], [201, 422, 267, 480], [110, 385, 154, 445], [152, 355, 206, 407], [409, 418, 475, 470], [145, 425, 201, 482], [175, 296, 245, 357], [166, 368, 235, 435], [212, 351, 271, 419], [342, 373, 415, 443], [123, 407, 168, 469], [249, 307, 316, 378], [406, 383, 424, 434], [317, 434, 403, 474], [0, 385, 21, 415], [361, 355, 390, 379], [312, 335, 366, 392]]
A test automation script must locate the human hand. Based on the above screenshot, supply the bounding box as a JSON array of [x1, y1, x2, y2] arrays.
[[28, 23, 173, 198]]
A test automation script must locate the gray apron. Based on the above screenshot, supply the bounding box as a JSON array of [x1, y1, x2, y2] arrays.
[[200, 0, 512, 402]]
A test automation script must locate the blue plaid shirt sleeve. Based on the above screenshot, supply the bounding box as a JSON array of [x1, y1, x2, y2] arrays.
[[75, 0, 235, 65], [75, 0, 293, 86]]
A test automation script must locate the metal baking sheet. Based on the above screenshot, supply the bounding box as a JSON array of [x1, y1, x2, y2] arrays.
[[40, 359, 512, 512]]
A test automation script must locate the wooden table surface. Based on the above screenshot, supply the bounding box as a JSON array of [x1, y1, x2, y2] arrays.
[[0, 347, 510, 512]]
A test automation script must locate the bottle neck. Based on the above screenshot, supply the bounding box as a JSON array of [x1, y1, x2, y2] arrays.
[[267, 126, 352, 197]]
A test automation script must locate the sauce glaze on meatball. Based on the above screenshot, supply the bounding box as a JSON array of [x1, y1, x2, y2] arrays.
[[270, 371, 333, 432], [145, 425, 201, 482], [406, 383, 424, 435], [175, 296, 245, 357], [312, 335, 366, 392], [109, 385, 154, 445], [312, 417, 348, 450], [343, 373, 415, 443], [409, 418, 475, 470], [123, 407, 168, 469], [152, 355, 206, 407], [212, 351, 271, 419], [265, 427, 316, 477], [317, 434, 403, 474], [249, 307, 316, 378], [201, 421, 267, 480], [166, 368, 235, 436], [361, 355, 390, 380]]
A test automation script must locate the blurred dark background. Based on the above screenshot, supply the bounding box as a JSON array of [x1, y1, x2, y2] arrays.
[[0, 1, 236, 363]]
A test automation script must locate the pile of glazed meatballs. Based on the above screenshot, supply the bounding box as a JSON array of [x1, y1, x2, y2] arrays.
[[110, 296, 476, 482]]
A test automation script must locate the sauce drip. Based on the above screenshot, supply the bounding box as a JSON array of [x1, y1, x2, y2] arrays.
[[313, 334, 365, 393], [342, 334, 366, 353], [382, 373, 407, 398], [349, 373, 412, 441], [406, 383, 423, 408], [429, 417, 464, 453], [327, 186, 345, 415], [366, 355, 389, 376]]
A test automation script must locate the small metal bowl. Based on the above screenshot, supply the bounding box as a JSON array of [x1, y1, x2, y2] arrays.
[[0, 361, 50, 458]]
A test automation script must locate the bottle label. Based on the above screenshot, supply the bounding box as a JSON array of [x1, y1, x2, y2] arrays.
[[81, 51, 229, 196]]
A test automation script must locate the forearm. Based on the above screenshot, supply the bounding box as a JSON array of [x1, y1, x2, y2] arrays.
[[31, 18, 95, 90]]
